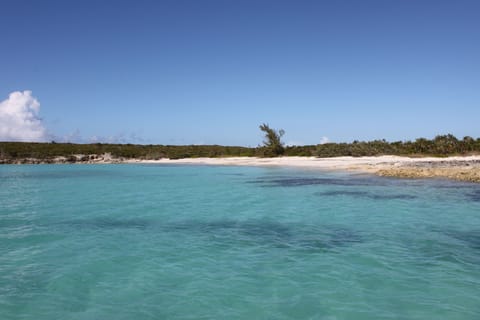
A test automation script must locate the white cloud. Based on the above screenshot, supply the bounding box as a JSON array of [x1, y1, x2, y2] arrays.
[[285, 140, 304, 146], [88, 132, 147, 144], [319, 136, 330, 144], [0, 91, 47, 142]]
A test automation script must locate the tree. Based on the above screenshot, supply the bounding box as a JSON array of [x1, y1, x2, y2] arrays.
[[433, 134, 459, 155], [462, 136, 475, 153], [414, 137, 430, 153], [259, 123, 285, 156]]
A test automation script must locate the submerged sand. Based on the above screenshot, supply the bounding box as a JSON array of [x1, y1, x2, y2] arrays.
[[132, 156, 480, 183]]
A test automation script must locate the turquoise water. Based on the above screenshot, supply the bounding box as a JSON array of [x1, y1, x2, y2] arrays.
[[1, 164, 479, 319]]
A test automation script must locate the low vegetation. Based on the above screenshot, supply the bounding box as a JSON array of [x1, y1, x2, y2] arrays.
[[1, 134, 479, 163], [0, 142, 255, 162], [303, 134, 480, 157]]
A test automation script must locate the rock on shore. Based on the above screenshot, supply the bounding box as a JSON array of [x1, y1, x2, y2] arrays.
[[375, 160, 480, 183]]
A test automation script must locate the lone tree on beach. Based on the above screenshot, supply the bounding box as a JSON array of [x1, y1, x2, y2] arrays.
[[259, 123, 285, 156]]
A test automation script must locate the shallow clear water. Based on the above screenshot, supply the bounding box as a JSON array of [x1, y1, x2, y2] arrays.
[[1, 164, 479, 319]]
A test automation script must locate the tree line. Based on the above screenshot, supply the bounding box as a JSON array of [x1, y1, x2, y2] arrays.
[[1, 133, 480, 161], [286, 134, 480, 157]]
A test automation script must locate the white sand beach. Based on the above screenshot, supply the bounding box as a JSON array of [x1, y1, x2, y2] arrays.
[[6, 155, 479, 182], [129, 155, 480, 183]]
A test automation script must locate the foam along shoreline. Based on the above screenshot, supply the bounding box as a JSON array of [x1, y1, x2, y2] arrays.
[[131, 155, 480, 183]]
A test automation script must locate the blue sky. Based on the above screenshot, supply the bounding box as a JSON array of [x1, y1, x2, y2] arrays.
[[1, 0, 479, 146]]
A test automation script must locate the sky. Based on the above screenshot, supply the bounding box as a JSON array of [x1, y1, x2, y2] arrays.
[[1, 0, 479, 146]]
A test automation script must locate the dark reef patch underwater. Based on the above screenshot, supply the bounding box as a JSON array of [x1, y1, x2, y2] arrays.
[[57, 218, 363, 252], [315, 190, 417, 200]]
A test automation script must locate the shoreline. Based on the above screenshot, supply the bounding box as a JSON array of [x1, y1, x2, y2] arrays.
[[2, 155, 480, 183], [131, 156, 480, 183]]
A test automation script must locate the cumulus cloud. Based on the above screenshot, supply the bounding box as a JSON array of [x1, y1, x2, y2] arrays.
[[319, 136, 330, 144], [0, 91, 47, 142], [89, 132, 146, 144], [286, 140, 304, 146]]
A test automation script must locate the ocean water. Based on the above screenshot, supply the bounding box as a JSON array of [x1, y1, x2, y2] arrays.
[[1, 164, 479, 320]]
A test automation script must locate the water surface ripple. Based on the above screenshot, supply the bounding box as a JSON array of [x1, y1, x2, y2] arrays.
[[1, 164, 479, 319]]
